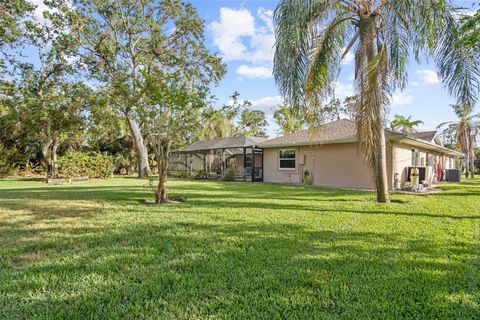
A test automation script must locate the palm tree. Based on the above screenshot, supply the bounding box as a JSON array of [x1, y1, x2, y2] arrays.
[[390, 115, 424, 134], [438, 104, 480, 178], [273, 0, 479, 202]]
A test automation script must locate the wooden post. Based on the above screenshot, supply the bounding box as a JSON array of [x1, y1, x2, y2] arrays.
[[251, 147, 255, 182], [222, 149, 225, 177], [243, 147, 247, 182], [189, 153, 192, 174], [261, 148, 264, 181], [204, 152, 207, 179], [184, 153, 188, 173]]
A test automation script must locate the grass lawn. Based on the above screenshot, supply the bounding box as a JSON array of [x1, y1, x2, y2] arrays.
[[0, 177, 479, 319]]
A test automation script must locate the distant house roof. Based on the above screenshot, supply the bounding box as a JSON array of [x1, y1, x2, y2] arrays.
[[179, 136, 268, 153], [259, 119, 402, 148], [408, 131, 438, 143]]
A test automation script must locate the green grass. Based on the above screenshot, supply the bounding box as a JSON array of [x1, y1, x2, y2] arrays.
[[0, 177, 479, 319]]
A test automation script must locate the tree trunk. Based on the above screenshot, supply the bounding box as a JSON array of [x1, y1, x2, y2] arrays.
[[51, 139, 59, 178], [375, 108, 390, 203], [155, 158, 168, 204], [470, 154, 475, 178], [41, 138, 53, 181], [465, 152, 470, 178], [126, 109, 151, 178]]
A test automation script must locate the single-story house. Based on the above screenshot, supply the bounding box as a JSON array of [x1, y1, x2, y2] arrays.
[[259, 119, 463, 189], [170, 136, 266, 181]]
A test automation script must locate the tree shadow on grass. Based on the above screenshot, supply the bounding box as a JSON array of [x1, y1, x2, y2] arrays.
[[1, 181, 478, 221], [0, 220, 478, 319]]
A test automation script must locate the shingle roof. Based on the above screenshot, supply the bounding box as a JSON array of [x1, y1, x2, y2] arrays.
[[259, 119, 403, 148], [180, 136, 268, 152], [259, 119, 357, 148], [408, 131, 438, 142]]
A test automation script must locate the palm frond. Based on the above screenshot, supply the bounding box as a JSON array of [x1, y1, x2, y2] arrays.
[[305, 13, 352, 104], [273, 0, 340, 107], [435, 15, 480, 106]]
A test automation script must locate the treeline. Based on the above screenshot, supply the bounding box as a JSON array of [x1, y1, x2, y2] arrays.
[[0, 0, 306, 203], [0, 0, 359, 184]]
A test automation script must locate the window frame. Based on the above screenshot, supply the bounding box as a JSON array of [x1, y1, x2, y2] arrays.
[[278, 149, 296, 170]]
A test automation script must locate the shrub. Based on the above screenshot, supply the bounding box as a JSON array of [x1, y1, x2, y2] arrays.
[[0, 145, 18, 177], [0, 159, 17, 177], [193, 169, 205, 179], [223, 167, 236, 181], [171, 170, 190, 179], [58, 152, 114, 179]]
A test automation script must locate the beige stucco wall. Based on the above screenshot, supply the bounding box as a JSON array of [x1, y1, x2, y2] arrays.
[[264, 141, 457, 190], [391, 141, 456, 187], [263, 143, 375, 189]]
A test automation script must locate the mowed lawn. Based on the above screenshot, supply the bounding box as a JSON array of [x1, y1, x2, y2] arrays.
[[0, 177, 479, 319]]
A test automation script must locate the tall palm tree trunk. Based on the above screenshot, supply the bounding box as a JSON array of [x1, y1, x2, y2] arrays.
[[375, 108, 390, 202], [364, 18, 390, 203]]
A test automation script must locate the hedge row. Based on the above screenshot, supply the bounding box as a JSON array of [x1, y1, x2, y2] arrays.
[[58, 152, 114, 178]]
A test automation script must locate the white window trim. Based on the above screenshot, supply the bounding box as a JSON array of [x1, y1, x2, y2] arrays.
[[278, 149, 296, 171]]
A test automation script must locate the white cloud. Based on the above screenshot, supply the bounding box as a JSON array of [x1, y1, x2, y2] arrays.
[[210, 8, 255, 61], [236, 65, 272, 79], [28, 0, 51, 24], [417, 69, 440, 84], [210, 7, 275, 79], [28, 0, 75, 28], [250, 95, 283, 112], [334, 81, 355, 99], [341, 48, 354, 65], [411, 81, 420, 86], [391, 91, 414, 107]]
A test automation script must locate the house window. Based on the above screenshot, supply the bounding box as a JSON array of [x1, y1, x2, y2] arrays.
[[411, 149, 419, 166], [279, 149, 296, 169]]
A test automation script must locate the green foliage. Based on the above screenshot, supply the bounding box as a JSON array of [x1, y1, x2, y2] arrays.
[[193, 169, 206, 179], [273, 0, 480, 202], [200, 92, 252, 140], [0, 177, 480, 318], [390, 115, 424, 134], [239, 109, 269, 138], [223, 166, 236, 181], [0, 159, 17, 177], [57, 152, 113, 178], [0, 145, 20, 176], [273, 104, 304, 134], [0, 0, 33, 47], [459, 9, 480, 54], [171, 171, 191, 179], [113, 154, 134, 176]]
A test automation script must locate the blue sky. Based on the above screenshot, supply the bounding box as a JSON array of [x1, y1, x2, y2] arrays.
[[190, 0, 479, 137], [27, 0, 479, 137]]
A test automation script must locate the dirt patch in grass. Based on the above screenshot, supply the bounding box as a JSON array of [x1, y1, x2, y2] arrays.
[[143, 199, 184, 205], [11, 251, 47, 268]]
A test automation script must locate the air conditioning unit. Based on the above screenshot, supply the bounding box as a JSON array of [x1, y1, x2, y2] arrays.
[[445, 169, 461, 182], [407, 166, 433, 185]]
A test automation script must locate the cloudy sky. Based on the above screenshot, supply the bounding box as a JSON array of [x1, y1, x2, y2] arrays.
[[27, 0, 479, 137]]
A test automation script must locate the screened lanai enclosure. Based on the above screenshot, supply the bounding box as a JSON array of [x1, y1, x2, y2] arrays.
[[169, 136, 267, 182]]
